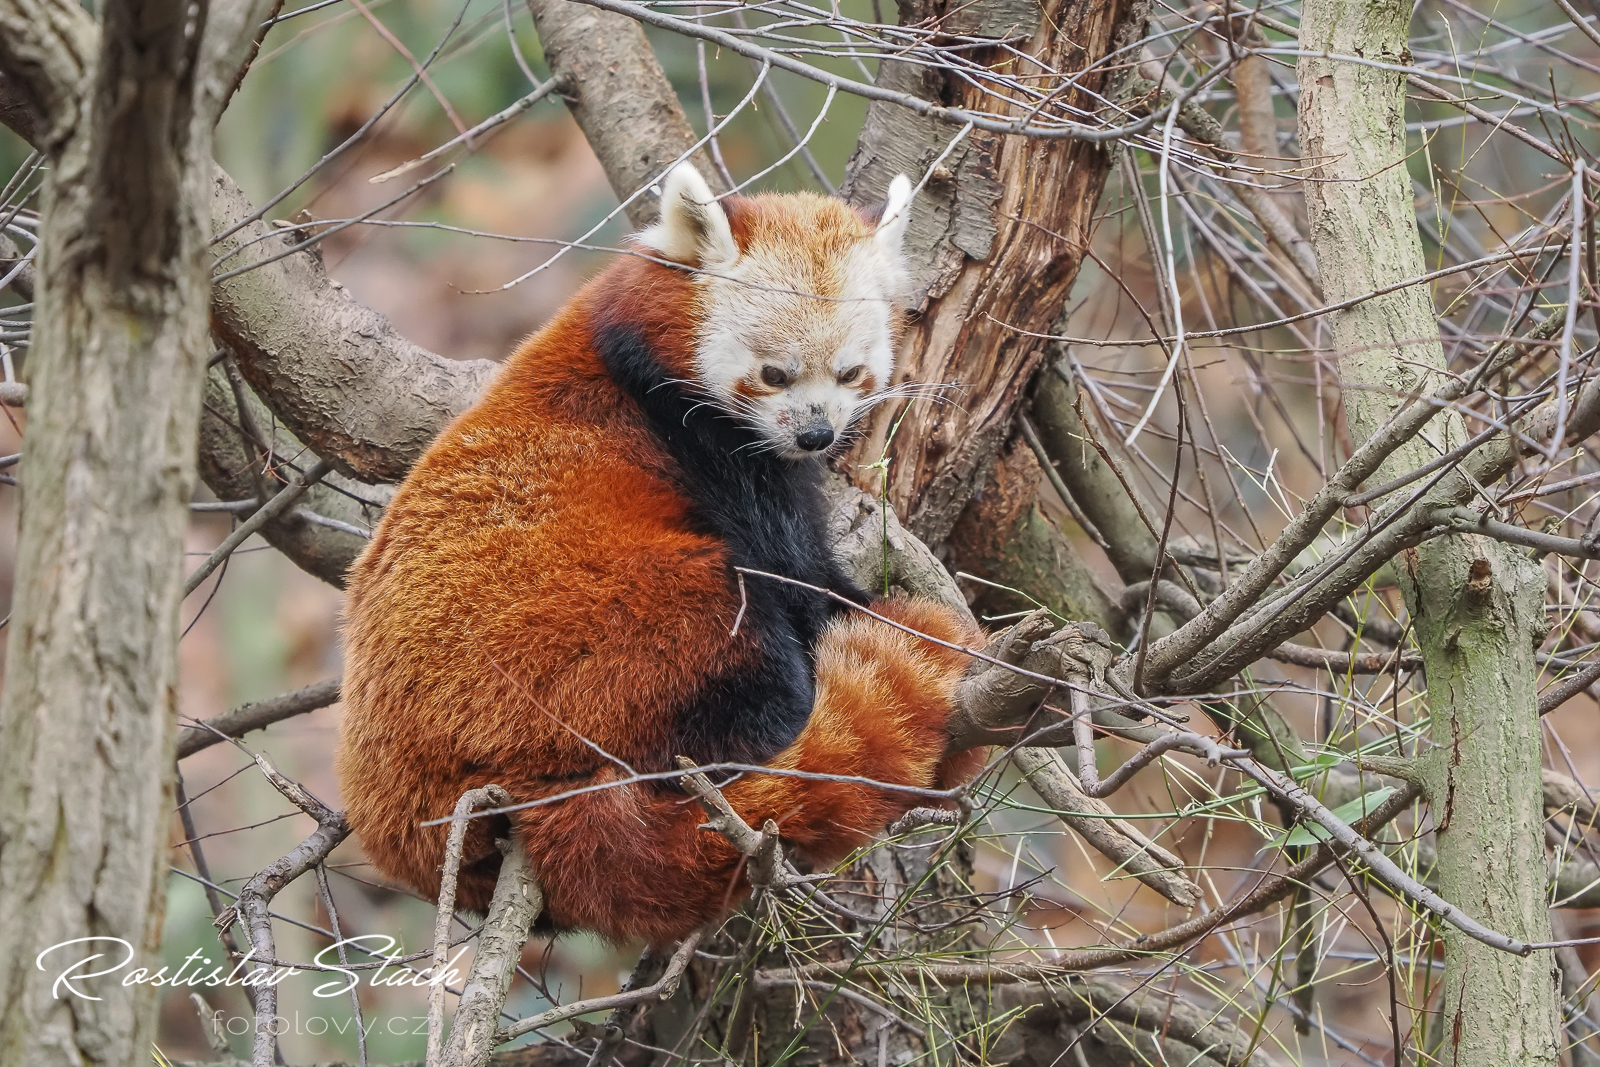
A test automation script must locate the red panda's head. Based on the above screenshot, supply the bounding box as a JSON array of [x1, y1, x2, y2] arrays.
[[636, 164, 914, 460]]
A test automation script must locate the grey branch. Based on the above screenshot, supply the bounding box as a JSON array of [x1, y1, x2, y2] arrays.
[[677, 756, 795, 891], [183, 456, 336, 595], [198, 361, 385, 586], [1540, 657, 1600, 716], [0, 230, 33, 299], [442, 838, 543, 1067], [524, 0, 724, 226], [822, 477, 975, 621], [430, 785, 513, 1067], [232, 796, 349, 1066], [945, 611, 1117, 750], [1429, 506, 1600, 560], [932, 611, 1209, 905], [177, 677, 341, 759], [1011, 747, 1202, 907], [0, 0, 94, 149], [494, 932, 701, 1044], [1229, 757, 1532, 956], [207, 178, 497, 483]]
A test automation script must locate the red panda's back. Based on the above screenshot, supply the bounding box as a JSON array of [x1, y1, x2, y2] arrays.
[[337, 294, 747, 905]]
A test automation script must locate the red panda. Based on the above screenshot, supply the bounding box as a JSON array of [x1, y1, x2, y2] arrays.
[[336, 165, 987, 947]]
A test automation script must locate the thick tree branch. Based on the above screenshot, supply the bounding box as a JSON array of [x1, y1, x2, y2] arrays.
[[442, 838, 542, 1067], [208, 193, 497, 483], [524, 0, 724, 226], [0, 23, 495, 488], [0, 0, 92, 150], [429, 786, 512, 1065], [840, 0, 1151, 545], [0, 0, 286, 1061], [562, 0, 1167, 146]]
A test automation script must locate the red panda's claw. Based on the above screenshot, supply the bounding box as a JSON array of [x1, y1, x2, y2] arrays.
[[977, 608, 1057, 669]]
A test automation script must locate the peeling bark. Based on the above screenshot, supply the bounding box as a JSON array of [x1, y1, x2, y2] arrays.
[[838, 0, 1150, 547]]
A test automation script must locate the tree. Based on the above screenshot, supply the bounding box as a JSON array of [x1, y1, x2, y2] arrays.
[[0, 1, 285, 1064], [1, 0, 1598, 1064]]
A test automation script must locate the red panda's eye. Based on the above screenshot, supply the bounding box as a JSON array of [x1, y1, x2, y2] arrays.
[[761, 366, 790, 388], [837, 365, 864, 385]]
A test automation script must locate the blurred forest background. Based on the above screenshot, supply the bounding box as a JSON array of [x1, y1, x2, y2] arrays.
[[6, 0, 1600, 1062]]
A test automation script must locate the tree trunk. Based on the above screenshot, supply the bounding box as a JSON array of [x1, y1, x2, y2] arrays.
[[0, 0, 271, 1063], [838, 0, 1150, 549], [1296, 0, 1560, 1061]]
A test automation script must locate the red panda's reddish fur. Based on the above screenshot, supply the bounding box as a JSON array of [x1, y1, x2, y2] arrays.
[[337, 194, 984, 947]]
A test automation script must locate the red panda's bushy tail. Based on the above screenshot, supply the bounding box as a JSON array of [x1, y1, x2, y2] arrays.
[[503, 596, 984, 946]]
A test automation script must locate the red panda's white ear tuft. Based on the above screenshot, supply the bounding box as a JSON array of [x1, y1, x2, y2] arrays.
[[638, 164, 739, 270], [874, 174, 914, 253]]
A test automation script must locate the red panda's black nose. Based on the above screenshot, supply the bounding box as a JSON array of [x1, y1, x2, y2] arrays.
[[795, 426, 836, 452]]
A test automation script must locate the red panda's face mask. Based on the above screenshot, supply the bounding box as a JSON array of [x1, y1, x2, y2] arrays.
[[637, 165, 914, 460]]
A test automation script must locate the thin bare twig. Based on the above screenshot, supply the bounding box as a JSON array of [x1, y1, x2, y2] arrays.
[[177, 677, 341, 759], [495, 932, 703, 1044], [183, 457, 335, 596]]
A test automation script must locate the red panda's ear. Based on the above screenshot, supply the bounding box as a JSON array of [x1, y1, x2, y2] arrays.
[[638, 165, 739, 271], [874, 174, 914, 253]]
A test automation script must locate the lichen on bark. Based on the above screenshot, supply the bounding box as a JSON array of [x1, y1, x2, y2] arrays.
[[1297, 0, 1560, 1059]]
